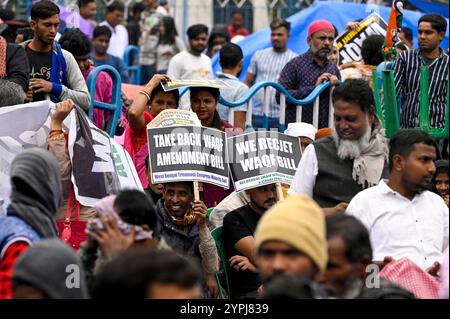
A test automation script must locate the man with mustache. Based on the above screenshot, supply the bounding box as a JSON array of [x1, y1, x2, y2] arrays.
[[278, 19, 341, 128], [319, 214, 414, 299], [21, 1, 90, 109], [245, 19, 297, 129], [289, 79, 389, 217], [254, 195, 327, 297], [167, 24, 213, 109], [154, 181, 220, 298], [222, 184, 277, 298], [346, 129, 449, 273]]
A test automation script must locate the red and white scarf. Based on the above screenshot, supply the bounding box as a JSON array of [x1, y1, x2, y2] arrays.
[[0, 35, 7, 78]]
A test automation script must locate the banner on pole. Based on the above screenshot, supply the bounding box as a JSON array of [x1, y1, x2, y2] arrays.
[[336, 13, 388, 65], [227, 131, 301, 192], [147, 125, 229, 188], [0, 101, 53, 214], [147, 109, 201, 128], [68, 107, 143, 207], [161, 79, 232, 91]]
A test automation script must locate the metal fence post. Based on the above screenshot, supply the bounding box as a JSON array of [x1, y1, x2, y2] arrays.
[[87, 65, 122, 137]]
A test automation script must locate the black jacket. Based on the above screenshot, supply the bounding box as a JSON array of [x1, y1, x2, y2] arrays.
[[5, 43, 30, 93], [155, 199, 202, 260]]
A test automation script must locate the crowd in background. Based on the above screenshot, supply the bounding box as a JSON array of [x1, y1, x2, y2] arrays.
[[0, 0, 448, 299]]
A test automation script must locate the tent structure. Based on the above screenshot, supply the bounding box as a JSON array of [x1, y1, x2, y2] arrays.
[[407, 0, 449, 18]]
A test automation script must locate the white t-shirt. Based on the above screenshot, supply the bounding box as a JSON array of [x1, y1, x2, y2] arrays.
[[100, 21, 129, 60], [167, 51, 213, 109], [288, 143, 317, 197], [346, 180, 449, 269]]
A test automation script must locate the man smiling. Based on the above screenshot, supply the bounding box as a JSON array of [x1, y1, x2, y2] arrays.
[[289, 79, 389, 217], [155, 181, 219, 298]]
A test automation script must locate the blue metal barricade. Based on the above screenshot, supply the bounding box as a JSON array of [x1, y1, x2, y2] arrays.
[[87, 65, 122, 137], [123, 45, 142, 85]]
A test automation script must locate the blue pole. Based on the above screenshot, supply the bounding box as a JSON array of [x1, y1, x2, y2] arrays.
[[263, 115, 269, 130], [182, 0, 188, 42], [87, 65, 123, 137], [123, 45, 141, 85]]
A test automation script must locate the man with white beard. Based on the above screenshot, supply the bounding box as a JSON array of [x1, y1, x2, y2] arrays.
[[289, 79, 389, 217]]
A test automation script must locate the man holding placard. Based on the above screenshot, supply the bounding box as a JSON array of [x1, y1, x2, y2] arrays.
[[154, 181, 220, 298], [146, 92, 232, 298]]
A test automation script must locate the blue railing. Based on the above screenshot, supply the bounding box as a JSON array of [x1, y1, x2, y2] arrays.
[[123, 45, 142, 85], [87, 65, 122, 137], [180, 81, 337, 132], [17, 0, 32, 21]]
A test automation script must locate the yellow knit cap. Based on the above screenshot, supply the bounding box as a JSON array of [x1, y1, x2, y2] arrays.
[[254, 195, 328, 271]]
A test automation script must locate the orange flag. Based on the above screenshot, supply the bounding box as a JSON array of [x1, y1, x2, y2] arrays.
[[383, 0, 404, 59]]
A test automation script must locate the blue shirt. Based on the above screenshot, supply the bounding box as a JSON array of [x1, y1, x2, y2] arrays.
[[91, 54, 130, 84], [216, 72, 248, 122], [247, 47, 297, 117]]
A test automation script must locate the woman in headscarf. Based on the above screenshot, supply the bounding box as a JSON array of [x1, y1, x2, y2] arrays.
[[189, 86, 241, 208], [0, 148, 62, 298]]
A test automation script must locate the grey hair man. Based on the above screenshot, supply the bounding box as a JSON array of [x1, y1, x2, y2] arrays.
[[0, 79, 26, 107], [289, 79, 389, 217]]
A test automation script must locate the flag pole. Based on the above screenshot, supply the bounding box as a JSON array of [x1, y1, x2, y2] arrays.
[[276, 183, 285, 202], [194, 181, 200, 202]]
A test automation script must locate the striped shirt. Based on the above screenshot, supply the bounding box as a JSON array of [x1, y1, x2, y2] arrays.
[[247, 47, 297, 117], [393, 48, 449, 128]]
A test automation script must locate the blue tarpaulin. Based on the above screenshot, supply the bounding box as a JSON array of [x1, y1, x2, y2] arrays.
[[407, 0, 449, 18], [212, 1, 449, 80]]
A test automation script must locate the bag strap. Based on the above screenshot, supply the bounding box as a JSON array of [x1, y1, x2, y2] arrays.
[[66, 186, 81, 222], [74, 195, 80, 221], [65, 187, 74, 222]]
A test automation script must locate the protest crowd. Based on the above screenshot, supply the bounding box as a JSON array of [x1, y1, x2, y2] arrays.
[[0, 0, 449, 300]]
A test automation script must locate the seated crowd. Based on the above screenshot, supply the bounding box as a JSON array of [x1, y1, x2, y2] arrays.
[[0, 0, 448, 300]]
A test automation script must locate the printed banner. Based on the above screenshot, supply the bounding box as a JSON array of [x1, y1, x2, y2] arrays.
[[147, 109, 202, 128], [0, 101, 142, 214], [111, 139, 143, 192], [335, 13, 388, 65], [227, 131, 301, 192], [68, 107, 143, 207], [162, 79, 232, 91], [147, 125, 229, 188], [0, 101, 53, 215]]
